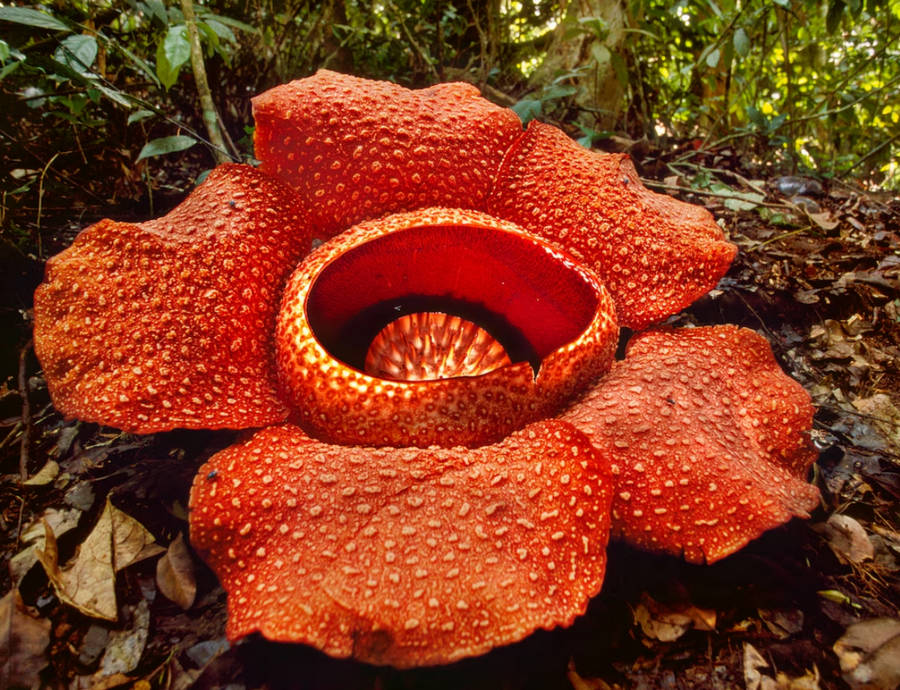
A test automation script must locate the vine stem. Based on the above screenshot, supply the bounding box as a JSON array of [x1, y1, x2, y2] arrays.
[[180, 0, 233, 164]]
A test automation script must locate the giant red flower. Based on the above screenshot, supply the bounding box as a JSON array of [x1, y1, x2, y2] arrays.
[[32, 71, 819, 668]]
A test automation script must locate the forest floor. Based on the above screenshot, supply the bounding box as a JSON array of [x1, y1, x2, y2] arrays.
[[0, 136, 898, 690]]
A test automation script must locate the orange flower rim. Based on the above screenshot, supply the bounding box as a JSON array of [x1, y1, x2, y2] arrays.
[[32, 71, 820, 668]]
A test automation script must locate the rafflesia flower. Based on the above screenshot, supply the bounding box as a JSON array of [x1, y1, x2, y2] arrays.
[[32, 71, 820, 668]]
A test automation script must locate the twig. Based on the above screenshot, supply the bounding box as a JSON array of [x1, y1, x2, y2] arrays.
[[18, 340, 33, 483], [817, 403, 900, 428], [735, 291, 776, 343], [16, 496, 26, 545], [0, 126, 106, 204], [641, 178, 790, 210], [667, 161, 768, 196], [391, 0, 440, 80], [839, 132, 900, 178], [36, 152, 60, 259], [751, 226, 813, 250]]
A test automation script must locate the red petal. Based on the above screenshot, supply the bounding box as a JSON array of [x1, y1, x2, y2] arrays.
[[275, 207, 618, 447], [33, 165, 313, 433], [488, 122, 737, 329], [188, 420, 612, 667], [560, 326, 820, 563], [252, 70, 523, 235]]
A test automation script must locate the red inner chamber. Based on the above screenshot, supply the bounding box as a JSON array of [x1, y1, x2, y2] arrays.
[[305, 225, 600, 372]]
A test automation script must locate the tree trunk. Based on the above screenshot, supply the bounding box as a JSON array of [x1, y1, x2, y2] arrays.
[[181, 0, 231, 164], [528, 0, 626, 130]]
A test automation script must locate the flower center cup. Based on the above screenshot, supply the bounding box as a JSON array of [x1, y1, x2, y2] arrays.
[[275, 208, 619, 448]]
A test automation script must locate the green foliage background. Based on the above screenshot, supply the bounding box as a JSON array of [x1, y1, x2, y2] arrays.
[[0, 0, 898, 206]]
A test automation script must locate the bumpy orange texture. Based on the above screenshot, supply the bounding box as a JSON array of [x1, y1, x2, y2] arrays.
[[487, 122, 737, 329], [253, 71, 736, 329], [33, 165, 313, 433], [275, 207, 618, 447], [189, 420, 613, 668], [561, 326, 820, 563], [253, 70, 523, 236], [30, 69, 822, 668]]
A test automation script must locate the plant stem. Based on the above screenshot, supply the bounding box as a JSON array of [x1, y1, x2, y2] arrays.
[[18, 340, 32, 483], [180, 0, 232, 164]]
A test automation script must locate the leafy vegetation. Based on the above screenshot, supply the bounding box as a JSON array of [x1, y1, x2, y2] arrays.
[[0, 0, 897, 256]]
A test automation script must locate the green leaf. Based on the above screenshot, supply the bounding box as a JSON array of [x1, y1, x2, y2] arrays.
[[733, 28, 750, 57], [116, 41, 161, 87], [590, 43, 611, 67], [746, 105, 765, 127], [164, 24, 191, 66], [142, 0, 168, 26], [511, 99, 542, 124], [0, 39, 10, 63], [710, 183, 765, 211], [197, 22, 221, 55], [136, 135, 196, 162], [203, 18, 236, 44], [542, 84, 577, 101], [577, 16, 609, 40], [197, 11, 258, 34], [54, 34, 98, 76], [0, 60, 20, 80], [127, 109, 155, 124], [705, 47, 720, 68], [704, 0, 724, 18], [0, 7, 70, 32], [724, 196, 763, 211], [156, 25, 190, 90], [95, 84, 132, 107], [28, 53, 91, 84]]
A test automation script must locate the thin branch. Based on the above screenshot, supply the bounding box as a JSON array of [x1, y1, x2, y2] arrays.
[[391, 0, 440, 80], [36, 152, 60, 259], [839, 132, 900, 178], [18, 340, 33, 484], [641, 178, 795, 210]]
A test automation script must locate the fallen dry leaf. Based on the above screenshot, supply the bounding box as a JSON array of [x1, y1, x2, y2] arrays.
[[807, 210, 840, 231], [776, 669, 822, 690], [23, 460, 59, 486], [9, 506, 81, 585], [0, 589, 51, 688], [759, 608, 805, 639], [36, 498, 163, 620], [96, 599, 150, 679], [156, 533, 196, 610], [633, 593, 716, 643], [745, 642, 777, 690], [834, 618, 900, 690], [816, 514, 875, 565], [852, 394, 900, 447], [745, 643, 821, 690]]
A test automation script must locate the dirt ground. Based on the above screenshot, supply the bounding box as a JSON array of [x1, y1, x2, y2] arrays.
[[0, 136, 898, 689]]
